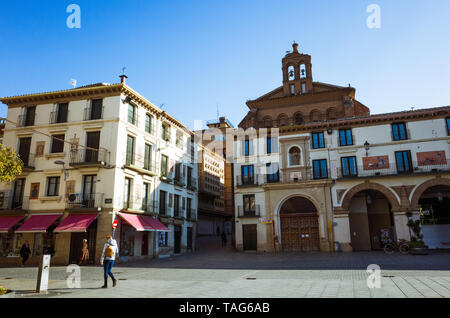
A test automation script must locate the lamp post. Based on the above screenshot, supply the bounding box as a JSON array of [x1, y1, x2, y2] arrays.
[[364, 141, 370, 157]]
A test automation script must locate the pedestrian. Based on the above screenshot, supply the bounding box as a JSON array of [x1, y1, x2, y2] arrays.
[[79, 239, 89, 265], [221, 231, 227, 247], [20, 241, 31, 266], [100, 235, 119, 288]]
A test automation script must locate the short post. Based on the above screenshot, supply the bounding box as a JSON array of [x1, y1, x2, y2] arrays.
[[36, 254, 51, 293]]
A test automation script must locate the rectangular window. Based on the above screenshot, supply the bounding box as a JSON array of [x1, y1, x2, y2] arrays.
[[124, 178, 131, 208], [243, 195, 256, 214], [267, 136, 278, 154], [51, 134, 65, 153], [174, 194, 180, 217], [144, 144, 152, 170], [90, 99, 103, 120], [126, 135, 135, 165], [241, 165, 254, 185], [160, 155, 168, 177], [176, 130, 183, 149], [341, 156, 358, 177], [161, 124, 170, 141], [25, 106, 36, 126], [142, 182, 150, 210], [339, 129, 353, 146], [313, 159, 328, 179], [312, 132, 325, 149], [290, 84, 295, 95], [57, 103, 68, 123], [18, 137, 32, 166], [145, 114, 153, 134], [395, 151, 413, 173], [159, 232, 168, 247], [128, 104, 137, 125], [187, 198, 192, 217], [266, 163, 280, 183], [244, 138, 253, 156], [301, 83, 306, 93], [46, 177, 60, 196], [392, 122, 408, 141], [174, 163, 182, 181], [159, 190, 167, 215]]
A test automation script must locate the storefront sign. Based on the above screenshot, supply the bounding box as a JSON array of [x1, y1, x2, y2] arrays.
[[260, 219, 273, 224], [105, 198, 113, 204], [36, 254, 51, 293]]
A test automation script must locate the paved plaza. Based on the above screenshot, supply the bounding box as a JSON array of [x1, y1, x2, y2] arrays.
[[1, 238, 450, 298]]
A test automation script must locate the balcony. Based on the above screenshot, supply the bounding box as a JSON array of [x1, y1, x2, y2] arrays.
[[83, 106, 104, 121], [160, 171, 173, 184], [66, 193, 103, 210], [237, 205, 261, 218], [17, 114, 34, 127], [336, 160, 450, 179], [141, 200, 159, 214], [173, 174, 186, 188], [186, 208, 197, 221], [173, 206, 184, 219], [0, 192, 29, 211], [124, 158, 158, 177], [235, 175, 259, 188], [69, 149, 110, 167]]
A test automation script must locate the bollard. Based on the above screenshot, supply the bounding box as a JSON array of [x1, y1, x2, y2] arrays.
[[36, 254, 51, 293]]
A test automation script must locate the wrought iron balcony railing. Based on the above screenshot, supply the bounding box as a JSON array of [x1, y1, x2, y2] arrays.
[[66, 193, 103, 209], [69, 148, 110, 166], [237, 205, 261, 218]]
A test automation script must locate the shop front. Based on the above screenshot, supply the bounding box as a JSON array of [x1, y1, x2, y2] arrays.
[[0, 216, 26, 264], [117, 212, 171, 262]]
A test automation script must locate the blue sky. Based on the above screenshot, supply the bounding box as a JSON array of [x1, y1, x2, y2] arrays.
[[1, 0, 450, 129]]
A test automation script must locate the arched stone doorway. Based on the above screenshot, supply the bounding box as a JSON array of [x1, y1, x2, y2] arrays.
[[279, 196, 320, 252], [347, 190, 396, 251]]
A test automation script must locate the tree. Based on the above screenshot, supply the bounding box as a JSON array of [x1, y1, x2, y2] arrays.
[[0, 144, 23, 182]]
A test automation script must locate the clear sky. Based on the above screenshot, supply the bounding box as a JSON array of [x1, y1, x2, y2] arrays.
[[1, 0, 450, 129]]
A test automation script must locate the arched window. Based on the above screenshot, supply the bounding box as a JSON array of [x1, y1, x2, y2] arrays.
[[310, 110, 322, 122], [288, 147, 301, 166], [294, 113, 304, 125], [300, 64, 307, 79], [262, 116, 273, 128], [288, 66, 295, 81], [278, 114, 289, 127]]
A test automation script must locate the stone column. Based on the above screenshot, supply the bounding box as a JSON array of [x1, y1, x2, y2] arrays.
[[333, 210, 353, 252]]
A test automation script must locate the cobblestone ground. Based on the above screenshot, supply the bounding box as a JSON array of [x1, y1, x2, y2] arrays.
[[1, 237, 449, 298]]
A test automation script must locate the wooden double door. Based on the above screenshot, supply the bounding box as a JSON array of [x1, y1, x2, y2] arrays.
[[281, 213, 320, 252]]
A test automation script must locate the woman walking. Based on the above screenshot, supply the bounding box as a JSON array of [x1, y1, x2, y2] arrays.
[[79, 239, 89, 265]]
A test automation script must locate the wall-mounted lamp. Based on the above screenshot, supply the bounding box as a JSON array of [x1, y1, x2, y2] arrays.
[[54, 160, 68, 181], [364, 141, 370, 157]]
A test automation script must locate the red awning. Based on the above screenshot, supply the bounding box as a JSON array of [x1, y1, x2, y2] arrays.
[[54, 214, 98, 233], [0, 216, 24, 233], [119, 213, 153, 231], [119, 213, 171, 232], [141, 216, 171, 232], [15, 214, 61, 233]]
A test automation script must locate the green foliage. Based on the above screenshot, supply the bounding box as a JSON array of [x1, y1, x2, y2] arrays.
[[0, 144, 23, 182], [407, 219, 426, 247]]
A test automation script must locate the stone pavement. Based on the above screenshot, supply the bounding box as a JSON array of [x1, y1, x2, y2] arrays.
[[1, 247, 450, 298]]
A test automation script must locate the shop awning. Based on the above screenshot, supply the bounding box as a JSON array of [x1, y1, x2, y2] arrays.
[[119, 213, 171, 232], [15, 214, 61, 233], [119, 213, 154, 231], [54, 214, 98, 233], [0, 216, 24, 233], [141, 216, 171, 232]]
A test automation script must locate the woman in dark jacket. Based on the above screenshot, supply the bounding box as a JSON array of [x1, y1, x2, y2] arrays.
[[20, 241, 31, 266]]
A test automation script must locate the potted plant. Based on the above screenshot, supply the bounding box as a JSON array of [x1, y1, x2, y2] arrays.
[[0, 285, 15, 298], [407, 219, 429, 255]]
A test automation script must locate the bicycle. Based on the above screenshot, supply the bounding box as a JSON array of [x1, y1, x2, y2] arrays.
[[383, 239, 410, 254]]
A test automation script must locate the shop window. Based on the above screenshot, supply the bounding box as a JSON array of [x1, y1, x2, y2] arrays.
[[120, 223, 135, 256], [159, 232, 168, 247], [33, 233, 56, 257]]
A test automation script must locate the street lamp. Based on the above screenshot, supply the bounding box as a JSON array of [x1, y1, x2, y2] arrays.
[[364, 141, 370, 157], [54, 160, 68, 181]]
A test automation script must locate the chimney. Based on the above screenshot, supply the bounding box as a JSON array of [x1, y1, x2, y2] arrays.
[[120, 74, 128, 84]]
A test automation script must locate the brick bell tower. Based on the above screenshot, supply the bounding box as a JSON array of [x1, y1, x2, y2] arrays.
[[282, 42, 313, 96]]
